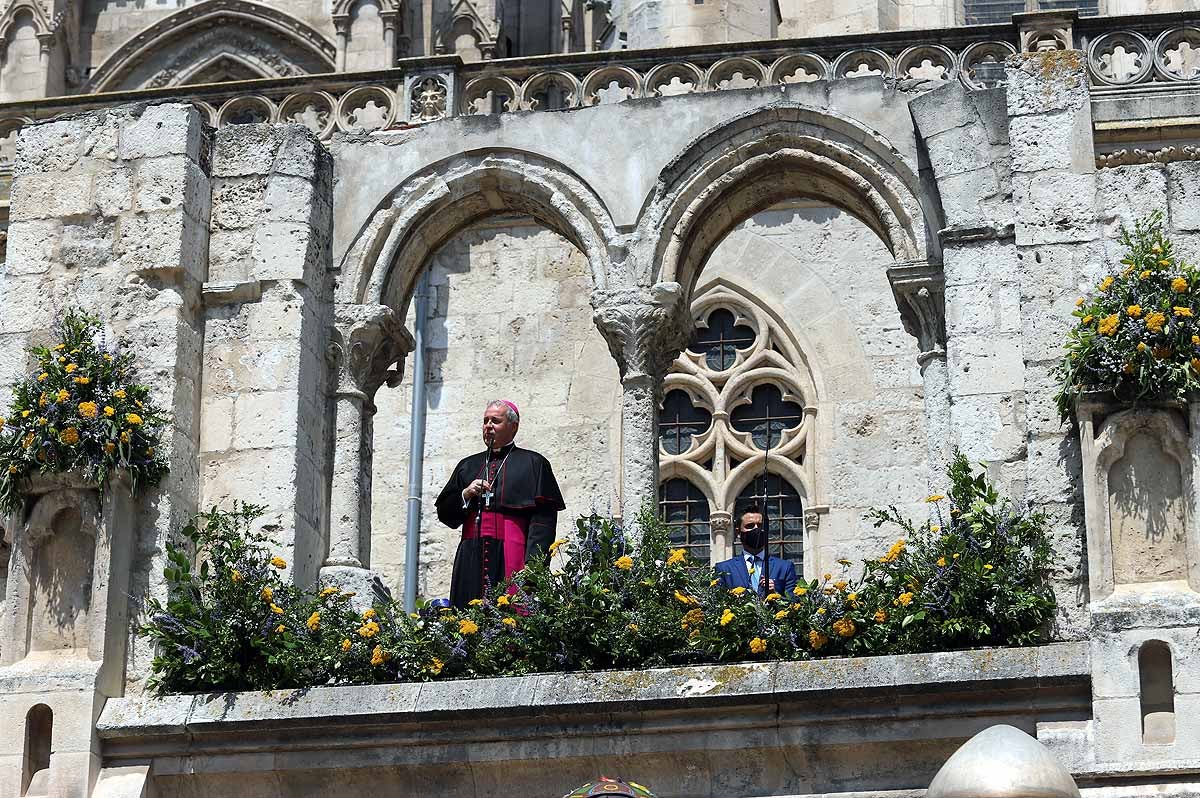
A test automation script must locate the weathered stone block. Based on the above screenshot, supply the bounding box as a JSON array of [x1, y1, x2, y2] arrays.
[[1005, 50, 1088, 117], [1013, 170, 1099, 245], [1168, 161, 1200, 233], [233, 391, 301, 451], [10, 171, 94, 221], [117, 103, 204, 162]]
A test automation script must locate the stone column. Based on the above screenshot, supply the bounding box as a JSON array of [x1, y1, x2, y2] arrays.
[[592, 283, 692, 526], [333, 16, 350, 71], [890, 263, 951, 491], [323, 304, 413, 586]]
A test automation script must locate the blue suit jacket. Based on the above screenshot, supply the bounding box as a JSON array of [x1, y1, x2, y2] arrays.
[[715, 554, 798, 597]]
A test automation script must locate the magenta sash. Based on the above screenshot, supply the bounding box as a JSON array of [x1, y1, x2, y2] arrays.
[[463, 511, 529, 581]]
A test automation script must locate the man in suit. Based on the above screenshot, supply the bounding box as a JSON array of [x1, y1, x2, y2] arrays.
[[715, 503, 798, 597]]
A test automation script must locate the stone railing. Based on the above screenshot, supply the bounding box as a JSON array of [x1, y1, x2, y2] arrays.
[[0, 11, 1193, 167]]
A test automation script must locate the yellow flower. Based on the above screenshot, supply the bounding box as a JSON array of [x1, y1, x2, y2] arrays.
[[1074, 297, 1085, 307], [57, 356, 65, 363], [765, 592, 782, 601], [984, 563, 994, 571], [807, 630, 828, 650], [362, 607, 377, 618], [260, 587, 273, 601], [427, 657, 445, 675], [103, 354, 113, 362], [925, 494, 944, 503], [114, 389, 126, 399], [146, 447, 154, 456], [1140, 270, 1152, 279], [548, 539, 565, 555], [496, 595, 510, 606], [74, 377, 90, 385], [1175, 307, 1193, 318], [370, 646, 387, 666], [275, 624, 287, 633], [56, 389, 69, 402], [78, 401, 98, 418], [681, 608, 704, 629], [897, 592, 914, 606], [749, 637, 767, 654], [1098, 314, 1120, 335], [319, 586, 339, 598], [953, 553, 961, 560], [880, 539, 907, 564], [1146, 312, 1167, 332], [104, 406, 115, 417], [120, 431, 130, 443], [270, 603, 284, 615], [874, 609, 888, 622], [502, 616, 517, 627], [1138, 342, 1149, 353], [720, 608, 735, 626], [21, 410, 31, 418], [22, 433, 34, 448], [774, 609, 789, 620], [666, 548, 687, 566], [37, 418, 47, 426], [614, 555, 633, 570], [832, 617, 856, 638], [627, 623, 639, 632], [833, 581, 847, 592], [674, 590, 697, 605], [341, 638, 352, 652], [230, 568, 242, 582], [126, 413, 143, 426], [37, 373, 47, 382], [1127, 304, 1143, 318], [817, 607, 827, 615], [6, 465, 16, 475], [65, 363, 78, 373], [1081, 315, 1093, 325], [458, 619, 479, 635], [59, 427, 80, 445], [267, 556, 286, 569], [1124, 362, 1136, 374], [793, 586, 807, 596], [1159, 259, 1171, 267], [1099, 276, 1114, 292], [937, 557, 947, 567], [729, 586, 747, 596], [1173, 277, 1189, 293], [823, 573, 832, 581], [357, 620, 381, 638], [307, 612, 321, 631]]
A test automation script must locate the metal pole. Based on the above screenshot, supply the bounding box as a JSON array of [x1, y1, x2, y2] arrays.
[[403, 272, 431, 613]]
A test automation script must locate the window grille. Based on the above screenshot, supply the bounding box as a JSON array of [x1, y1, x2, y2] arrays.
[[963, 0, 1098, 24]]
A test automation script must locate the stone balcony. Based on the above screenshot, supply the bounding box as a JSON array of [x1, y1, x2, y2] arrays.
[[94, 643, 1091, 797]]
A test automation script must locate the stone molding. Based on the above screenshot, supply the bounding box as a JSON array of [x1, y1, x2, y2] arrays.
[[1096, 145, 1200, 169]]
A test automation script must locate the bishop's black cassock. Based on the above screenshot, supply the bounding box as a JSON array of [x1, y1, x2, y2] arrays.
[[435, 442, 565, 607]]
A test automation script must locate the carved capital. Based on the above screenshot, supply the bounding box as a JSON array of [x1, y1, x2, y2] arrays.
[[710, 512, 732, 538], [888, 262, 946, 360], [327, 304, 415, 406], [592, 282, 692, 383], [804, 510, 820, 534], [1015, 10, 1075, 53], [332, 15, 351, 36]]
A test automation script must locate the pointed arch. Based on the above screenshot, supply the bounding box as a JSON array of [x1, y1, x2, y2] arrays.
[[636, 103, 940, 301], [337, 148, 618, 319], [0, 0, 54, 46], [86, 0, 336, 92]]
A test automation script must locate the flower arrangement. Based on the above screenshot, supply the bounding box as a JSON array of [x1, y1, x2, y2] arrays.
[[143, 453, 1056, 695], [0, 309, 169, 513], [1055, 212, 1200, 420]]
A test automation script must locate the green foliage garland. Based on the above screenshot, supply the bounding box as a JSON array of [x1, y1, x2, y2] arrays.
[[143, 453, 1057, 694], [0, 309, 170, 513], [1055, 212, 1200, 420]]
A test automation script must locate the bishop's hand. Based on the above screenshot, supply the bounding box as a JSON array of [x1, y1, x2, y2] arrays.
[[463, 479, 492, 502]]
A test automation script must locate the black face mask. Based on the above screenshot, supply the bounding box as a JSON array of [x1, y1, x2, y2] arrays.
[[740, 523, 767, 552]]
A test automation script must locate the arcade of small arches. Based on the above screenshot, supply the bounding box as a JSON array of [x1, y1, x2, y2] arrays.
[[329, 104, 947, 584]]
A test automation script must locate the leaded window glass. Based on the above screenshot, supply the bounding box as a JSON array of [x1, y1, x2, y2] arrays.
[[659, 389, 713, 455], [730, 384, 804, 451], [690, 308, 756, 370], [658, 478, 710, 563]]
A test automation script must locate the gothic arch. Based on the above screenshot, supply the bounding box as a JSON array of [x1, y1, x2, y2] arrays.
[[337, 149, 618, 317], [332, 0, 401, 13], [0, 0, 54, 47], [637, 104, 939, 300], [86, 0, 337, 92]]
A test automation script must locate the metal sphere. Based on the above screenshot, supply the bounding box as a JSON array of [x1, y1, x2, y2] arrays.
[[926, 724, 1081, 798]]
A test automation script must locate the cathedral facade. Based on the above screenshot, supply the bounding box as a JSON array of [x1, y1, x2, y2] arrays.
[[0, 0, 1199, 796]]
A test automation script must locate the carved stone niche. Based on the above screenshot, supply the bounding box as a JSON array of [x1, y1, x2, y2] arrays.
[[0, 473, 135, 798], [1078, 396, 1200, 602], [0, 472, 134, 673]]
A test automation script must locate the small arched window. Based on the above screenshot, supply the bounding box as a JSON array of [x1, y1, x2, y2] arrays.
[[1139, 640, 1176, 745], [23, 703, 52, 796]]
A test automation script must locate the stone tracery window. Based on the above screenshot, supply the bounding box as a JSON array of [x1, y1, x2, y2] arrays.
[[962, 0, 1097, 24], [657, 280, 817, 570]]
